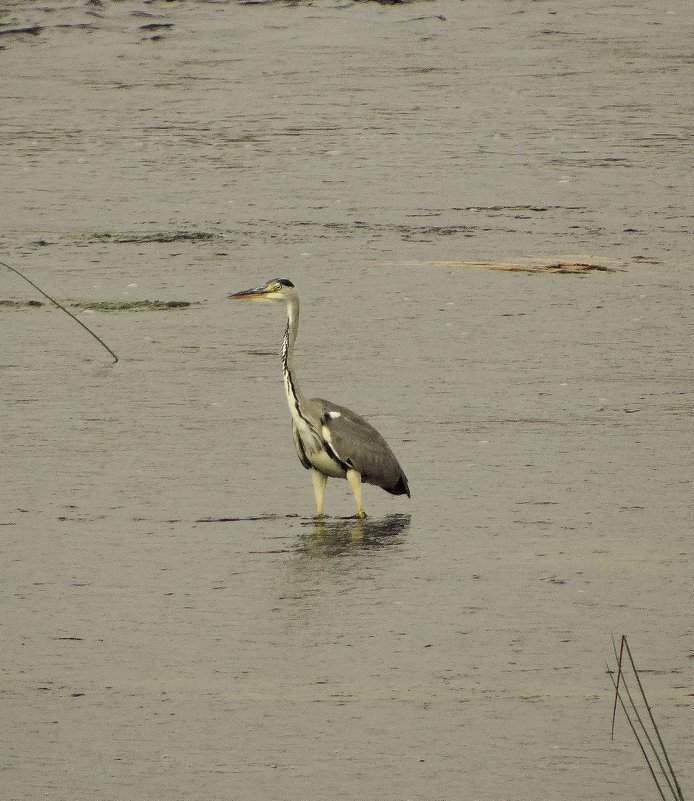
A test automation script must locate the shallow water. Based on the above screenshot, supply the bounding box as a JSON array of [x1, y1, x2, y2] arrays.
[[1, 2, 692, 799]]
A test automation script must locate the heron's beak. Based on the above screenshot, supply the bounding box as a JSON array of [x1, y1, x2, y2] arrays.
[[227, 286, 269, 301]]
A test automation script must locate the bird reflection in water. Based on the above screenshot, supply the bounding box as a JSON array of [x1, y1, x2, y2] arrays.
[[297, 513, 411, 557], [279, 514, 411, 616]]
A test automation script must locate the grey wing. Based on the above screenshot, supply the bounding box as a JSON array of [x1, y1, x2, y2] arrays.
[[291, 419, 311, 470], [313, 398, 410, 496]]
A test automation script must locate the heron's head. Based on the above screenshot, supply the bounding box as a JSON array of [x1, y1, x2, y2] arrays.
[[227, 278, 296, 304]]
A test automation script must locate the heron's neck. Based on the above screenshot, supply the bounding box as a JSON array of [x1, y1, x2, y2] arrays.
[[282, 297, 306, 415]]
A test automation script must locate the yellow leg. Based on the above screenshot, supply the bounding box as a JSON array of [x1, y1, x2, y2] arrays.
[[346, 468, 366, 519], [311, 469, 328, 518]]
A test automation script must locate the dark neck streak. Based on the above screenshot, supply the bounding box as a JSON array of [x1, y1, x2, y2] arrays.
[[282, 319, 304, 420]]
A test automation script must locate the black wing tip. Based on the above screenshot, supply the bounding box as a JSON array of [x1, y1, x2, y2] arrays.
[[390, 474, 410, 497]]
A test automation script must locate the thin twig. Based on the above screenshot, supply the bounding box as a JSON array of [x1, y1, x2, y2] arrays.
[[1, 259, 118, 363]]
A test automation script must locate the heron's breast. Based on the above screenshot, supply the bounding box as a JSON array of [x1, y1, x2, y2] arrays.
[[306, 446, 347, 478]]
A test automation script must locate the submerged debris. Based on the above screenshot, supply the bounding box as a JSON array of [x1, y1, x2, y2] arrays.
[[418, 259, 624, 274]]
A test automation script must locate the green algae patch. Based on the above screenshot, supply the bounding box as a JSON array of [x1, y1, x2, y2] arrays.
[[91, 231, 217, 244], [1, 298, 198, 311]]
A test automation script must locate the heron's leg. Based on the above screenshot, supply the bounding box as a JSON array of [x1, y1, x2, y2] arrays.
[[311, 469, 328, 518], [346, 468, 366, 519]]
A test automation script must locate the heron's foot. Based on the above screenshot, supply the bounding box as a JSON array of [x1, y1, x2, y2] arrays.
[[356, 510, 367, 519]]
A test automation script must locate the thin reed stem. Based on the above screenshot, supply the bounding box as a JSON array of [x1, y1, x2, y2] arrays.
[[608, 665, 668, 801], [611, 633, 625, 740], [2, 259, 118, 363], [623, 637, 685, 801], [609, 635, 685, 801]]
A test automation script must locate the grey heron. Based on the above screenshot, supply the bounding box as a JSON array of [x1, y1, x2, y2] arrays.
[[228, 278, 410, 518]]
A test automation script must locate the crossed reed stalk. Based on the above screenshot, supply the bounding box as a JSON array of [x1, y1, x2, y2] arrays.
[[609, 634, 685, 801]]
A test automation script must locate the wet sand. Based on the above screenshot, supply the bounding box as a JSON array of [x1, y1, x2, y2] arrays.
[[1, 1, 692, 799]]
